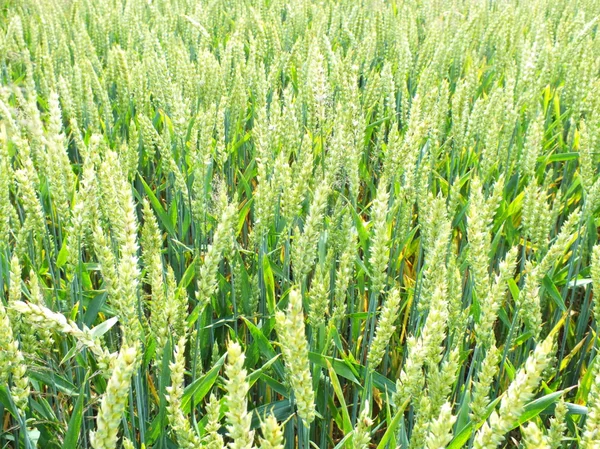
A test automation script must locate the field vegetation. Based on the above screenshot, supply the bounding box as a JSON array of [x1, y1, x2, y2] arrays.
[[1, 0, 600, 448]]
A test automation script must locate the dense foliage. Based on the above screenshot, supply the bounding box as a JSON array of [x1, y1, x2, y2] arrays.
[[1, 0, 600, 448]]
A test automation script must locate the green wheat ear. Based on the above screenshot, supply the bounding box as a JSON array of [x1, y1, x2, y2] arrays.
[[225, 341, 255, 449], [275, 288, 316, 426], [90, 344, 139, 449]]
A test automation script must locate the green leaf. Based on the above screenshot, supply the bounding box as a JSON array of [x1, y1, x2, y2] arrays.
[[257, 373, 288, 397], [248, 354, 281, 387], [262, 257, 276, 315], [243, 318, 285, 379], [237, 198, 252, 237], [507, 278, 520, 303], [566, 402, 587, 415], [147, 338, 173, 445], [250, 399, 294, 429], [29, 370, 78, 396], [512, 389, 573, 429], [544, 152, 579, 163], [448, 396, 502, 449], [90, 316, 119, 338], [181, 353, 225, 414], [178, 257, 197, 290], [0, 386, 34, 448], [0, 386, 21, 419], [63, 386, 85, 449], [348, 204, 369, 254], [376, 398, 410, 449], [139, 174, 176, 236], [60, 344, 81, 365], [56, 240, 69, 269], [542, 275, 567, 312], [566, 278, 592, 288], [326, 360, 352, 435], [332, 432, 355, 449], [308, 353, 360, 385], [84, 291, 107, 327], [168, 197, 178, 231]]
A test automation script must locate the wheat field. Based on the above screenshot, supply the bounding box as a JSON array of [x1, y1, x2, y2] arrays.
[[0, 0, 600, 448]]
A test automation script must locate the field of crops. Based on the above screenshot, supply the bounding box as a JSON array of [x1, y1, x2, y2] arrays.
[[1, 0, 600, 448]]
